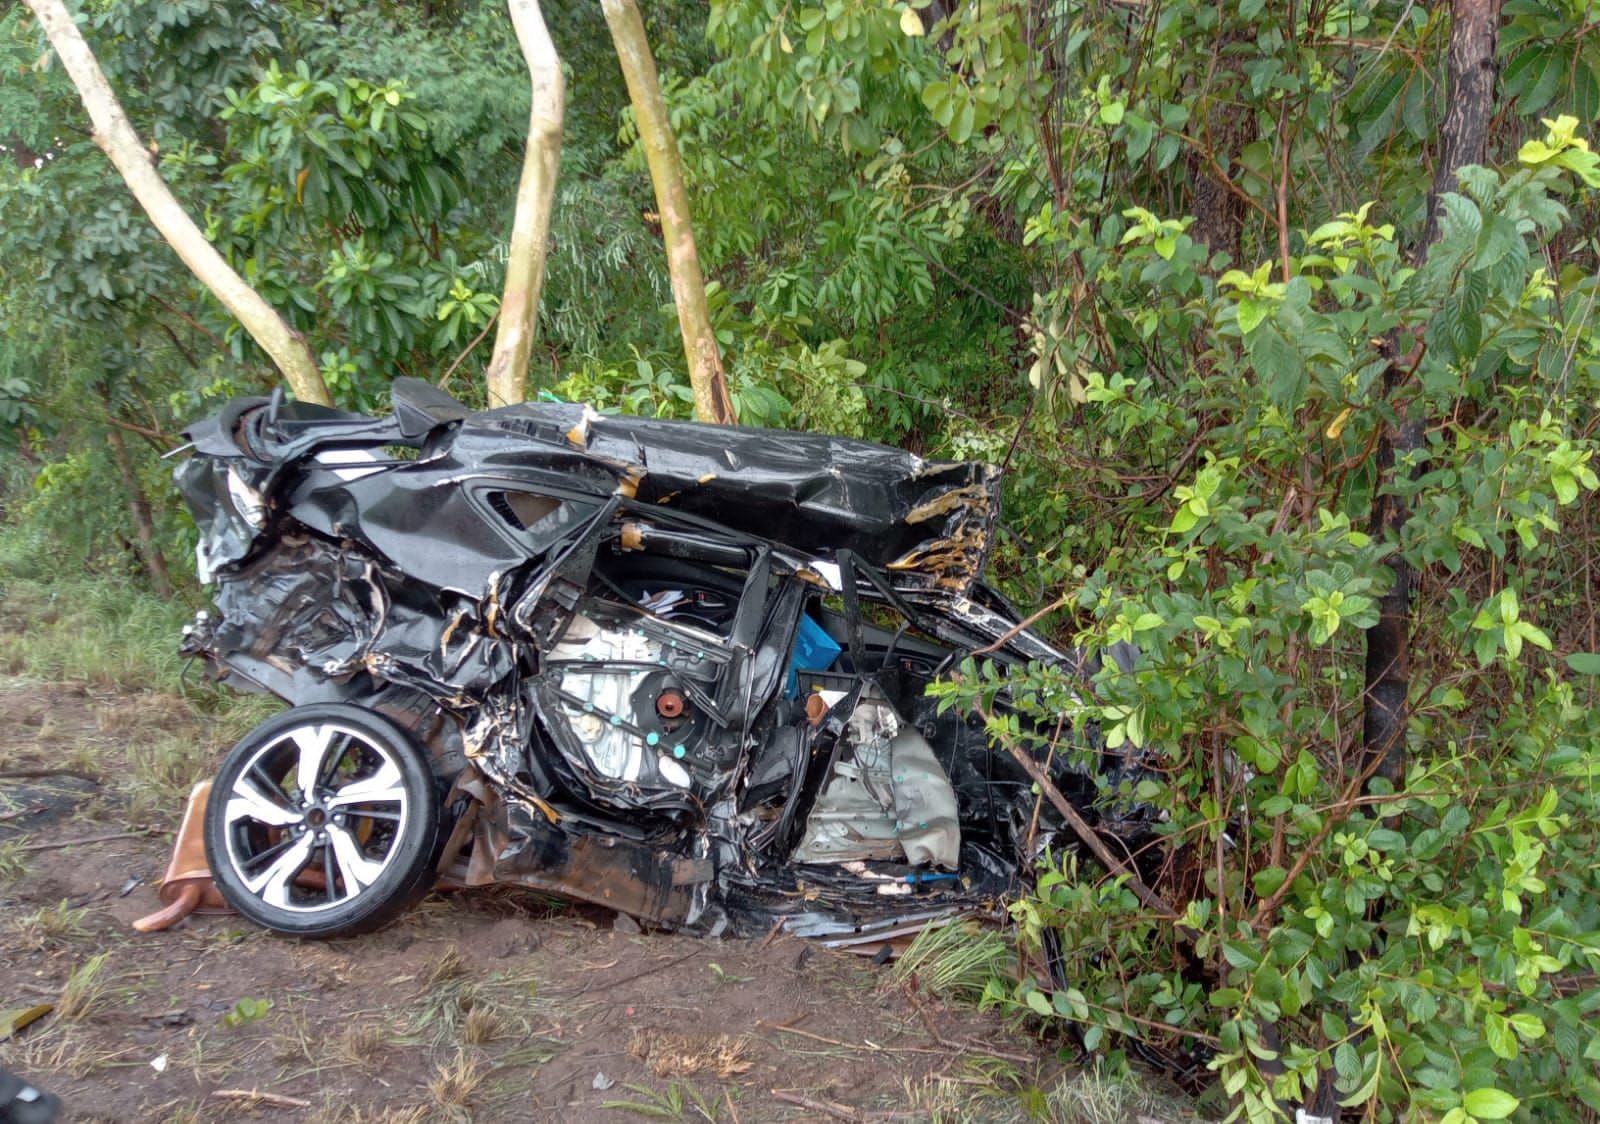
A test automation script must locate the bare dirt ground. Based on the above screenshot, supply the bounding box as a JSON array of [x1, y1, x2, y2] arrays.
[[0, 676, 1071, 1123]]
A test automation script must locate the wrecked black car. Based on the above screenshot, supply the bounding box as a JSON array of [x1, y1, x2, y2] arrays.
[[174, 378, 1133, 944]]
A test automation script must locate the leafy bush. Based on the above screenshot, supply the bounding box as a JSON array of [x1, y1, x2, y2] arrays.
[[931, 120, 1600, 1119]]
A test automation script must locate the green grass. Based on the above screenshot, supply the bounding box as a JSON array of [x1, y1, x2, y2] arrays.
[[894, 918, 1015, 1006], [0, 572, 202, 694], [0, 559, 283, 812]]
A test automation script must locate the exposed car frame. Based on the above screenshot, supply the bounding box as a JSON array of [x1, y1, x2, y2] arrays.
[[175, 379, 1139, 944]]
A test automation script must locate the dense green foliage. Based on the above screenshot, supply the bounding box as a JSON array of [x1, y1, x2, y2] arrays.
[[4, 1, 1600, 1118]]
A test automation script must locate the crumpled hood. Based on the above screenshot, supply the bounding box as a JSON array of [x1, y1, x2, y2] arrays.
[[476, 402, 1003, 597]]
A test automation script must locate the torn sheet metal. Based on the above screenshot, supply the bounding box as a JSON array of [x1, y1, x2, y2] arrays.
[[176, 379, 1147, 941], [793, 685, 960, 869]]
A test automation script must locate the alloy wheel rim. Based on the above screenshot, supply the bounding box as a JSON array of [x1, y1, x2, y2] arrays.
[[221, 722, 410, 914]]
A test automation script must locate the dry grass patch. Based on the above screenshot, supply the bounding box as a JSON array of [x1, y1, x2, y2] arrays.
[[336, 1020, 393, 1066], [422, 944, 465, 986], [311, 1105, 431, 1124], [427, 1048, 486, 1116], [56, 950, 112, 1019], [461, 1002, 506, 1045], [628, 1027, 755, 1079]]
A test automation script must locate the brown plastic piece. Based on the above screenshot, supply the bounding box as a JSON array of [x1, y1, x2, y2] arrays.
[[132, 780, 231, 933]]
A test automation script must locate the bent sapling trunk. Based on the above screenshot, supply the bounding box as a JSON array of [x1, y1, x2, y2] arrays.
[[22, 0, 332, 406], [485, 0, 565, 409], [600, 0, 737, 425]]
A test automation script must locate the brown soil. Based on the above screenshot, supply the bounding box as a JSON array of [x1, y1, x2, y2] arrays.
[[0, 678, 1064, 1123]]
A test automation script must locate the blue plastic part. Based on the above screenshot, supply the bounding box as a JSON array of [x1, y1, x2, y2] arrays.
[[672, 744, 687, 759], [785, 614, 843, 697], [646, 731, 660, 747]]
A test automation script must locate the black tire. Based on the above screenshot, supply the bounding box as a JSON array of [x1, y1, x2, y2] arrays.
[[203, 703, 442, 938]]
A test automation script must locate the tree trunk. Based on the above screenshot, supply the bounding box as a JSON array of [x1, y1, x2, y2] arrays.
[[1422, 0, 1503, 250], [22, 0, 331, 406], [600, 0, 737, 425], [485, 0, 564, 409], [1187, 30, 1256, 264], [1360, 0, 1502, 789], [105, 422, 174, 598]]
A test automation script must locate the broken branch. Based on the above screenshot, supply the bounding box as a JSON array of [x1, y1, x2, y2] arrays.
[[210, 1090, 312, 1110], [16, 830, 152, 854], [973, 699, 1177, 919]]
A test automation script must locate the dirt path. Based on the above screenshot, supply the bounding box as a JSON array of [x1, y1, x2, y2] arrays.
[[0, 677, 1064, 1122]]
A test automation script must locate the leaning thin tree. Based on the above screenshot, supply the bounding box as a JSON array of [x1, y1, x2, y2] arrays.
[[601, 0, 737, 424], [485, 0, 565, 410], [23, 0, 332, 406]]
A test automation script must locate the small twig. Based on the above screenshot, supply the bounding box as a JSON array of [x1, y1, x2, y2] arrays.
[[0, 768, 100, 784], [723, 1088, 742, 1124], [210, 1090, 312, 1109], [909, 990, 1036, 1065], [16, 830, 152, 854], [771, 1091, 863, 1122], [0, 806, 45, 823], [556, 948, 702, 999], [757, 1020, 855, 1050], [438, 310, 499, 394], [967, 594, 1071, 658], [755, 1020, 949, 1059]]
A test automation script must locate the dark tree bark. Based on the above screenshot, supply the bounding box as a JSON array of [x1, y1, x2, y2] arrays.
[[1422, 0, 1503, 250], [1187, 28, 1257, 264], [1188, 114, 1253, 262], [105, 422, 174, 598], [1361, 0, 1502, 789]]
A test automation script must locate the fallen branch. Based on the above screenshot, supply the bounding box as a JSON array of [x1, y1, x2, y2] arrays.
[[908, 989, 1035, 1065], [16, 830, 152, 854], [771, 1091, 862, 1122], [967, 594, 1070, 658], [210, 1090, 312, 1110], [556, 948, 702, 999], [974, 699, 1176, 919], [755, 1019, 949, 1058], [0, 768, 99, 784]]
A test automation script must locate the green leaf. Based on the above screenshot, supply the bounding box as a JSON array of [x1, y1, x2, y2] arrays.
[[1485, 1011, 1517, 1060], [950, 98, 976, 144], [1251, 324, 1308, 411], [1434, 193, 1482, 258], [1474, 214, 1523, 271], [1507, 1011, 1546, 1040], [1024, 988, 1052, 1017], [1235, 297, 1269, 335], [1567, 652, 1600, 674], [1462, 1088, 1519, 1119]]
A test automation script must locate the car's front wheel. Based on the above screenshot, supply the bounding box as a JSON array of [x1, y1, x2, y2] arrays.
[[203, 703, 441, 938]]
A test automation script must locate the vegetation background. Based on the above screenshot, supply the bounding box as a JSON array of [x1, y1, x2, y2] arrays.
[[2, 0, 1599, 1119]]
